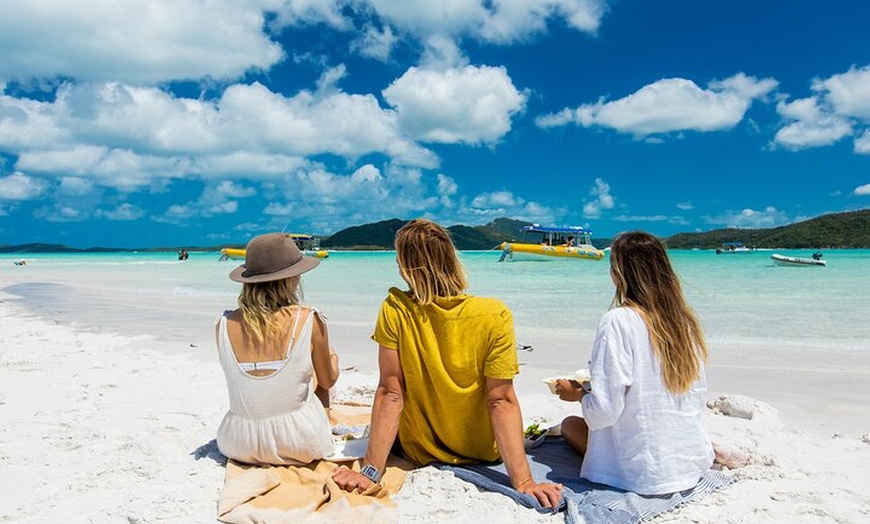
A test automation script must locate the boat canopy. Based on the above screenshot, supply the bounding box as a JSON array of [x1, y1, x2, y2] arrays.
[[520, 225, 594, 235]]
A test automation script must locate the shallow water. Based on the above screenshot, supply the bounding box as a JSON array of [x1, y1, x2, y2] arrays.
[[3, 248, 869, 370]]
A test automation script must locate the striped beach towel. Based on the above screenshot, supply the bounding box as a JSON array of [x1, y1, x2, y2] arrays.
[[438, 437, 734, 524]]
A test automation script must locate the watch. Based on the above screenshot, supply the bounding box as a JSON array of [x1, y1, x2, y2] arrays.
[[359, 463, 382, 483]]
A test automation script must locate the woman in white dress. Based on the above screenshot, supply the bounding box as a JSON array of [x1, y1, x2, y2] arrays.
[[555, 230, 714, 495], [215, 232, 339, 465]]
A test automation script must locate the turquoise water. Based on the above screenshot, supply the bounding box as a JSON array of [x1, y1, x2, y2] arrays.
[[2, 249, 869, 363]]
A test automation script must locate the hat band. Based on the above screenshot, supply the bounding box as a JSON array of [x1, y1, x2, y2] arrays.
[[242, 254, 304, 278]]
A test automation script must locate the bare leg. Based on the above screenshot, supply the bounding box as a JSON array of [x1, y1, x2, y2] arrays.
[[561, 416, 589, 456]]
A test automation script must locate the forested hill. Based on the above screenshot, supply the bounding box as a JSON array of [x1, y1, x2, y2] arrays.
[[320, 217, 532, 250], [664, 209, 870, 249], [4, 209, 867, 252]]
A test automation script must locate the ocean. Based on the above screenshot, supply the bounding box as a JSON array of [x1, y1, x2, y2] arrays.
[[3, 248, 868, 361]]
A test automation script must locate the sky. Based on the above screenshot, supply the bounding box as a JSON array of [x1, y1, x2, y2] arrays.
[[1, 0, 869, 248]]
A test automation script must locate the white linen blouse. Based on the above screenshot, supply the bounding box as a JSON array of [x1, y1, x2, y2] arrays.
[[580, 307, 714, 495]]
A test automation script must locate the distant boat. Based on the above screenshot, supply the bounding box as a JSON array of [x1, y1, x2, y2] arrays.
[[771, 253, 827, 267], [716, 242, 753, 254], [220, 233, 329, 261], [498, 225, 605, 262]]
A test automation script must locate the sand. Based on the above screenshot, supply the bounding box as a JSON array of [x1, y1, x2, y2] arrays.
[[1, 292, 869, 523]]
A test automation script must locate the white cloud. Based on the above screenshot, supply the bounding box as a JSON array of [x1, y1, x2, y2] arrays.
[[57, 177, 95, 197], [676, 201, 694, 211], [773, 96, 852, 150], [95, 203, 145, 221], [383, 65, 527, 144], [854, 183, 870, 196], [812, 65, 870, 120], [854, 130, 870, 154], [0, 172, 48, 200], [258, 164, 438, 232], [270, 0, 350, 30], [365, 0, 606, 44], [478, 0, 607, 42], [0, 1, 283, 85], [364, 1, 488, 38], [613, 214, 669, 222], [773, 64, 870, 152], [33, 204, 82, 222], [462, 189, 557, 224], [352, 24, 398, 62], [705, 206, 790, 229], [162, 204, 194, 220], [207, 201, 238, 215], [471, 190, 521, 208], [582, 177, 615, 219], [435, 174, 458, 208], [217, 181, 256, 198], [16, 146, 187, 191], [3, 79, 439, 191], [419, 35, 470, 69], [538, 73, 778, 136]]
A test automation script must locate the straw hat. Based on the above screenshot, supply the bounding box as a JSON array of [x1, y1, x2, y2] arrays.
[[229, 233, 320, 283]]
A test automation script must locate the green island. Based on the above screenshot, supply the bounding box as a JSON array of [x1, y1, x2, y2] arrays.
[[2, 209, 868, 253]]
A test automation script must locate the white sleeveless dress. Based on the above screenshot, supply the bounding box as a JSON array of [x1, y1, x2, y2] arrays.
[[216, 307, 334, 465]]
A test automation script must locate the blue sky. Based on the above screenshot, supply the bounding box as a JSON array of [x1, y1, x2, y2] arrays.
[[1, 0, 868, 248]]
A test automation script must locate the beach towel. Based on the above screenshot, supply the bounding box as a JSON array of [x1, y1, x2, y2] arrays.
[[217, 405, 412, 524], [437, 437, 734, 524]]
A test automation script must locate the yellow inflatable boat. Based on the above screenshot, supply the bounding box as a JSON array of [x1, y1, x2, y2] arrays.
[[499, 225, 605, 262], [220, 234, 329, 261]]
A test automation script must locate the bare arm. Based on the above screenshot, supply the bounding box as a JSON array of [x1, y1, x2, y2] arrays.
[[332, 344, 404, 491], [310, 311, 339, 389], [486, 377, 563, 508]]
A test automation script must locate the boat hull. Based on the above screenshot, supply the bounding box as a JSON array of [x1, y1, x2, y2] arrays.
[[499, 242, 605, 261], [220, 248, 329, 260], [771, 254, 826, 267]]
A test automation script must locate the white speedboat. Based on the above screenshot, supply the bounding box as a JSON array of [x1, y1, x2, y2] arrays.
[[771, 253, 826, 267], [716, 242, 753, 254]]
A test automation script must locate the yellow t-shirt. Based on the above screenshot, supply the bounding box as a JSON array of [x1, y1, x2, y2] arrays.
[[371, 287, 519, 466]]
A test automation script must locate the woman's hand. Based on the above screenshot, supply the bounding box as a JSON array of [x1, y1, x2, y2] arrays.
[[554, 379, 586, 402], [517, 478, 563, 509], [331, 466, 376, 493]]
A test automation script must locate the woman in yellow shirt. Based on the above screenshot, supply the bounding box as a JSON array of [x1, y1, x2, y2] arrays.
[[333, 219, 562, 508]]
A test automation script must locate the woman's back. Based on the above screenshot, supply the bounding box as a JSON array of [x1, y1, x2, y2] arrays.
[[372, 288, 519, 466], [216, 306, 333, 465], [581, 307, 713, 494]]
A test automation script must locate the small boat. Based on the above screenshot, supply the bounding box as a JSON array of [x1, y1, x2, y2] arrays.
[[499, 225, 605, 262], [771, 253, 826, 267], [716, 242, 754, 254], [220, 234, 329, 261]]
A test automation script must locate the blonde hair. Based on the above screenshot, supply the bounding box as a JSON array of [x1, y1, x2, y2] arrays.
[[395, 219, 467, 305], [237, 276, 301, 342], [609, 231, 707, 394]]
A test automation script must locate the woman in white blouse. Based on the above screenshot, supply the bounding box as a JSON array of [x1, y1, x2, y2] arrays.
[[555, 231, 714, 495]]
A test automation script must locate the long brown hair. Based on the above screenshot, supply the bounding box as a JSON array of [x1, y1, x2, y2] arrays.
[[395, 218, 467, 305], [237, 276, 301, 342], [609, 231, 707, 393]]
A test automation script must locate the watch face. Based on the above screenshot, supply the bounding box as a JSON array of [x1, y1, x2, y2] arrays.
[[360, 464, 380, 482]]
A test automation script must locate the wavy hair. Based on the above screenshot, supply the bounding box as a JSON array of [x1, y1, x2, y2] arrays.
[[395, 219, 468, 305], [237, 276, 302, 343], [609, 231, 707, 393]]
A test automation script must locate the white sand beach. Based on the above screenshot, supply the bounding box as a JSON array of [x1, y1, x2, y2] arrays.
[[1, 290, 869, 523]]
